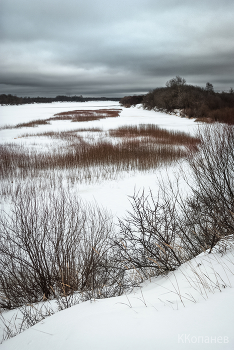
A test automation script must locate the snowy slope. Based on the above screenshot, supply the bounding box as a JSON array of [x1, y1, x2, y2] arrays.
[[1, 248, 234, 350]]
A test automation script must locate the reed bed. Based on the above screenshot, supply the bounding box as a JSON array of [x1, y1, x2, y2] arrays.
[[53, 109, 121, 122], [15, 119, 50, 128], [0, 122, 200, 193], [0, 120, 50, 130], [21, 127, 103, 139], [109, 124, 200, 145], [0, 139, 187, 181], [0, 109, 121, 130]]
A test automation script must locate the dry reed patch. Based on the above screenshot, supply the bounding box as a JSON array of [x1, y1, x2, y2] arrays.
[[109, 124, 200, 145], [69, 127, 103, 132], [0, 125, 15, 130], [21, 128, 103, 139], [0, 121, 199, 188], [0, 120, 50, 130], [0, 121, 50, 130], [0, 138, 188, 182], [13, 119, 50, 129], [53, 109, 121, 122], [17, 119, 50, 128], [0, 109, 121, 130]]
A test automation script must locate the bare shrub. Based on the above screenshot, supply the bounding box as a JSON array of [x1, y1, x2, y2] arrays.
[[182, 124, 234, 251], [114, 190, 199, 280], [114, 124, 234, 278], [0, 188, 123, 309]]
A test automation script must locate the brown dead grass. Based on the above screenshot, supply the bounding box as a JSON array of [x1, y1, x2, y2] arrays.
[[22, 128, 103, 139], [0, 136, 194, 181], [109, 124, 200, 145], [53, 109, 121, 122], [0, 120, 200, 185], [0, 109, 121, 130]]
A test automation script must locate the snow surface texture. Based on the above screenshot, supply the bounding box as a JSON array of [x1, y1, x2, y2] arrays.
[[0, 102, 197, 218], [1, 248, 234, 350], [1, 102, 233, 349]]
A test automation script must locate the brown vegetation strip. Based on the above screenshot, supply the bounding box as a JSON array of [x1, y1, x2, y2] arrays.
[[0, 120, 50, 130], [52, 109, 121, 122], [109, 124, 200, 145], [15, 119, 50, 128], [0, 139, 190, 180], [0, 109, 121, 130], [22, 128, 103, 139], [0, 123, 200, 180]]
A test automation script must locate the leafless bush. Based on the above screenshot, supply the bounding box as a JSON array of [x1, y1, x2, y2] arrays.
[[114, 190, 200, 280], [114, 124, 234, 278], [0, 188, 125, 309], [182, 124, 234, 251]]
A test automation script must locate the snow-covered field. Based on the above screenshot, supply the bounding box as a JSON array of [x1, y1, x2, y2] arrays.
[[0, 101, 196, 218], [0, 102, 233, 349]]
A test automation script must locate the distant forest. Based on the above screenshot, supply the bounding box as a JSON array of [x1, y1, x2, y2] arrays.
[[0, 94, 121, 105], [120, 77, 234, 124]]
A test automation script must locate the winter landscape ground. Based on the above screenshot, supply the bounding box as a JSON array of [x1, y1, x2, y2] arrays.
[[0, 102, 197, 215], [0, 102, 233, 349]]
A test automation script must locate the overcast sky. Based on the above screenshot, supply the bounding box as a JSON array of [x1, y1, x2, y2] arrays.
[[1, 0, 234, 97]]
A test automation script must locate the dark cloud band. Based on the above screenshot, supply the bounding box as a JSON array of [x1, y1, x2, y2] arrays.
[[1, 0, 234, 96]]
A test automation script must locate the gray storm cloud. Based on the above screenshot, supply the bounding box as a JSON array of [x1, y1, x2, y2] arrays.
[[1, 0, 234, 96]]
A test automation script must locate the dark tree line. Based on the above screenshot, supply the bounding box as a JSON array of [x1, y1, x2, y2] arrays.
[[120, 77, 234, 124], [0, 94, 120, 105], [118, 94, 144, 107]]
